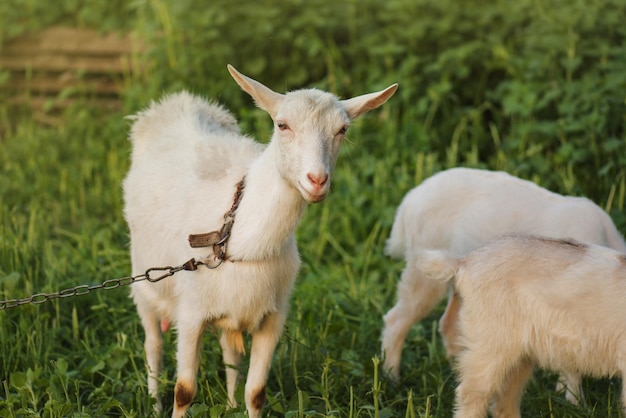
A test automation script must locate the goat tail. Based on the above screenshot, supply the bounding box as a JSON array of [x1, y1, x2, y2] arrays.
[[601, 212, 626, 252], [385, 206, 409, 260], [411, 249, 459, 283]]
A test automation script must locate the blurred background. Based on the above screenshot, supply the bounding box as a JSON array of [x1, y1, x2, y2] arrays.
[[2, 0, 625, 206]]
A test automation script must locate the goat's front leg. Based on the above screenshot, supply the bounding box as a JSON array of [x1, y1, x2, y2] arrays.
[[172, 321, 206, 418], [219, 331, 243, 408], [245, 312, 285, 418]]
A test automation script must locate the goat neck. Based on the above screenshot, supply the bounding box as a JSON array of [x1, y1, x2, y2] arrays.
[[225, 142, 307, 262]]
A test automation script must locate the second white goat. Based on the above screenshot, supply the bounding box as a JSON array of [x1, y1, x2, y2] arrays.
[[124, 65, 397, 417], [381, 167, 626, 403], [416, 234, 626, 418]]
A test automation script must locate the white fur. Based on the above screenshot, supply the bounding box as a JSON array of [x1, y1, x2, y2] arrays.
[[381, 167, 626, 402], [416, 234, 626, 418], [124, 65, 397, 417]]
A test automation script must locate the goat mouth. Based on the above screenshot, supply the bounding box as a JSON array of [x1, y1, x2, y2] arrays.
[[298, 181, 328, 203], [307, 193, 327, 203]]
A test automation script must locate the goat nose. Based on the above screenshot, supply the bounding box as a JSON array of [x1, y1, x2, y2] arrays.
[[307, 173, 329, 188]]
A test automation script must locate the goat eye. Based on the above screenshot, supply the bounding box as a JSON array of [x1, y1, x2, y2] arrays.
[[337, 126, 348, 136], [277, 122, 289, 131]]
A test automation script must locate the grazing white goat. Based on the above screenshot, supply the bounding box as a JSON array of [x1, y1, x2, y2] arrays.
[[123, 64, 397, 417], [381, 167, 626, 402], [416, 234, 626, 418]]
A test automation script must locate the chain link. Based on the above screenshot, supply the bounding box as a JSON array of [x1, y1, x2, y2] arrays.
[[0, 257, 220, 311]]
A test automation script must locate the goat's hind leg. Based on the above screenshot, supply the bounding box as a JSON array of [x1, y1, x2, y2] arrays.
[[438, 288, 463, 358], [556, 372, 583, 405], [219, 331, 243, 408], [489, 358, 533, 418], [454, 347, 519, 418], [620, 364, 626, 415], [135, 300, 165, 412], [381, 266, 447, 380]]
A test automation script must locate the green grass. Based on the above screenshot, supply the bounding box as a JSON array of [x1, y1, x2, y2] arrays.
[[1, 0, 625, 416]]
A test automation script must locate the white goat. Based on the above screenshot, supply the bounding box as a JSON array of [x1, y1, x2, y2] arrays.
[[123, 65, 397, 417], [416, 234, 626, 418], [381, 167, 626, 402]]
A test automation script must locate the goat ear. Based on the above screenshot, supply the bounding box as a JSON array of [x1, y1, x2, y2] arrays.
[[341, 83, 398, 120], [227, 64, 284, 118]]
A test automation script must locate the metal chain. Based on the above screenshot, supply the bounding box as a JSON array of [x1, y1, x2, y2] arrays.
[[0, 257, 220, 311]]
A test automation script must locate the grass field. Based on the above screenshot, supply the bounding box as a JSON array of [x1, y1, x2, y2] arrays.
[[1, 1, 625, 417], [1, 89, 624, 418]]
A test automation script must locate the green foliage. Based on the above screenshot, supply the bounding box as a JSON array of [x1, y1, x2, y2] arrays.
[[1, 0, 625, 416], [0, 0, 139, 43]]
